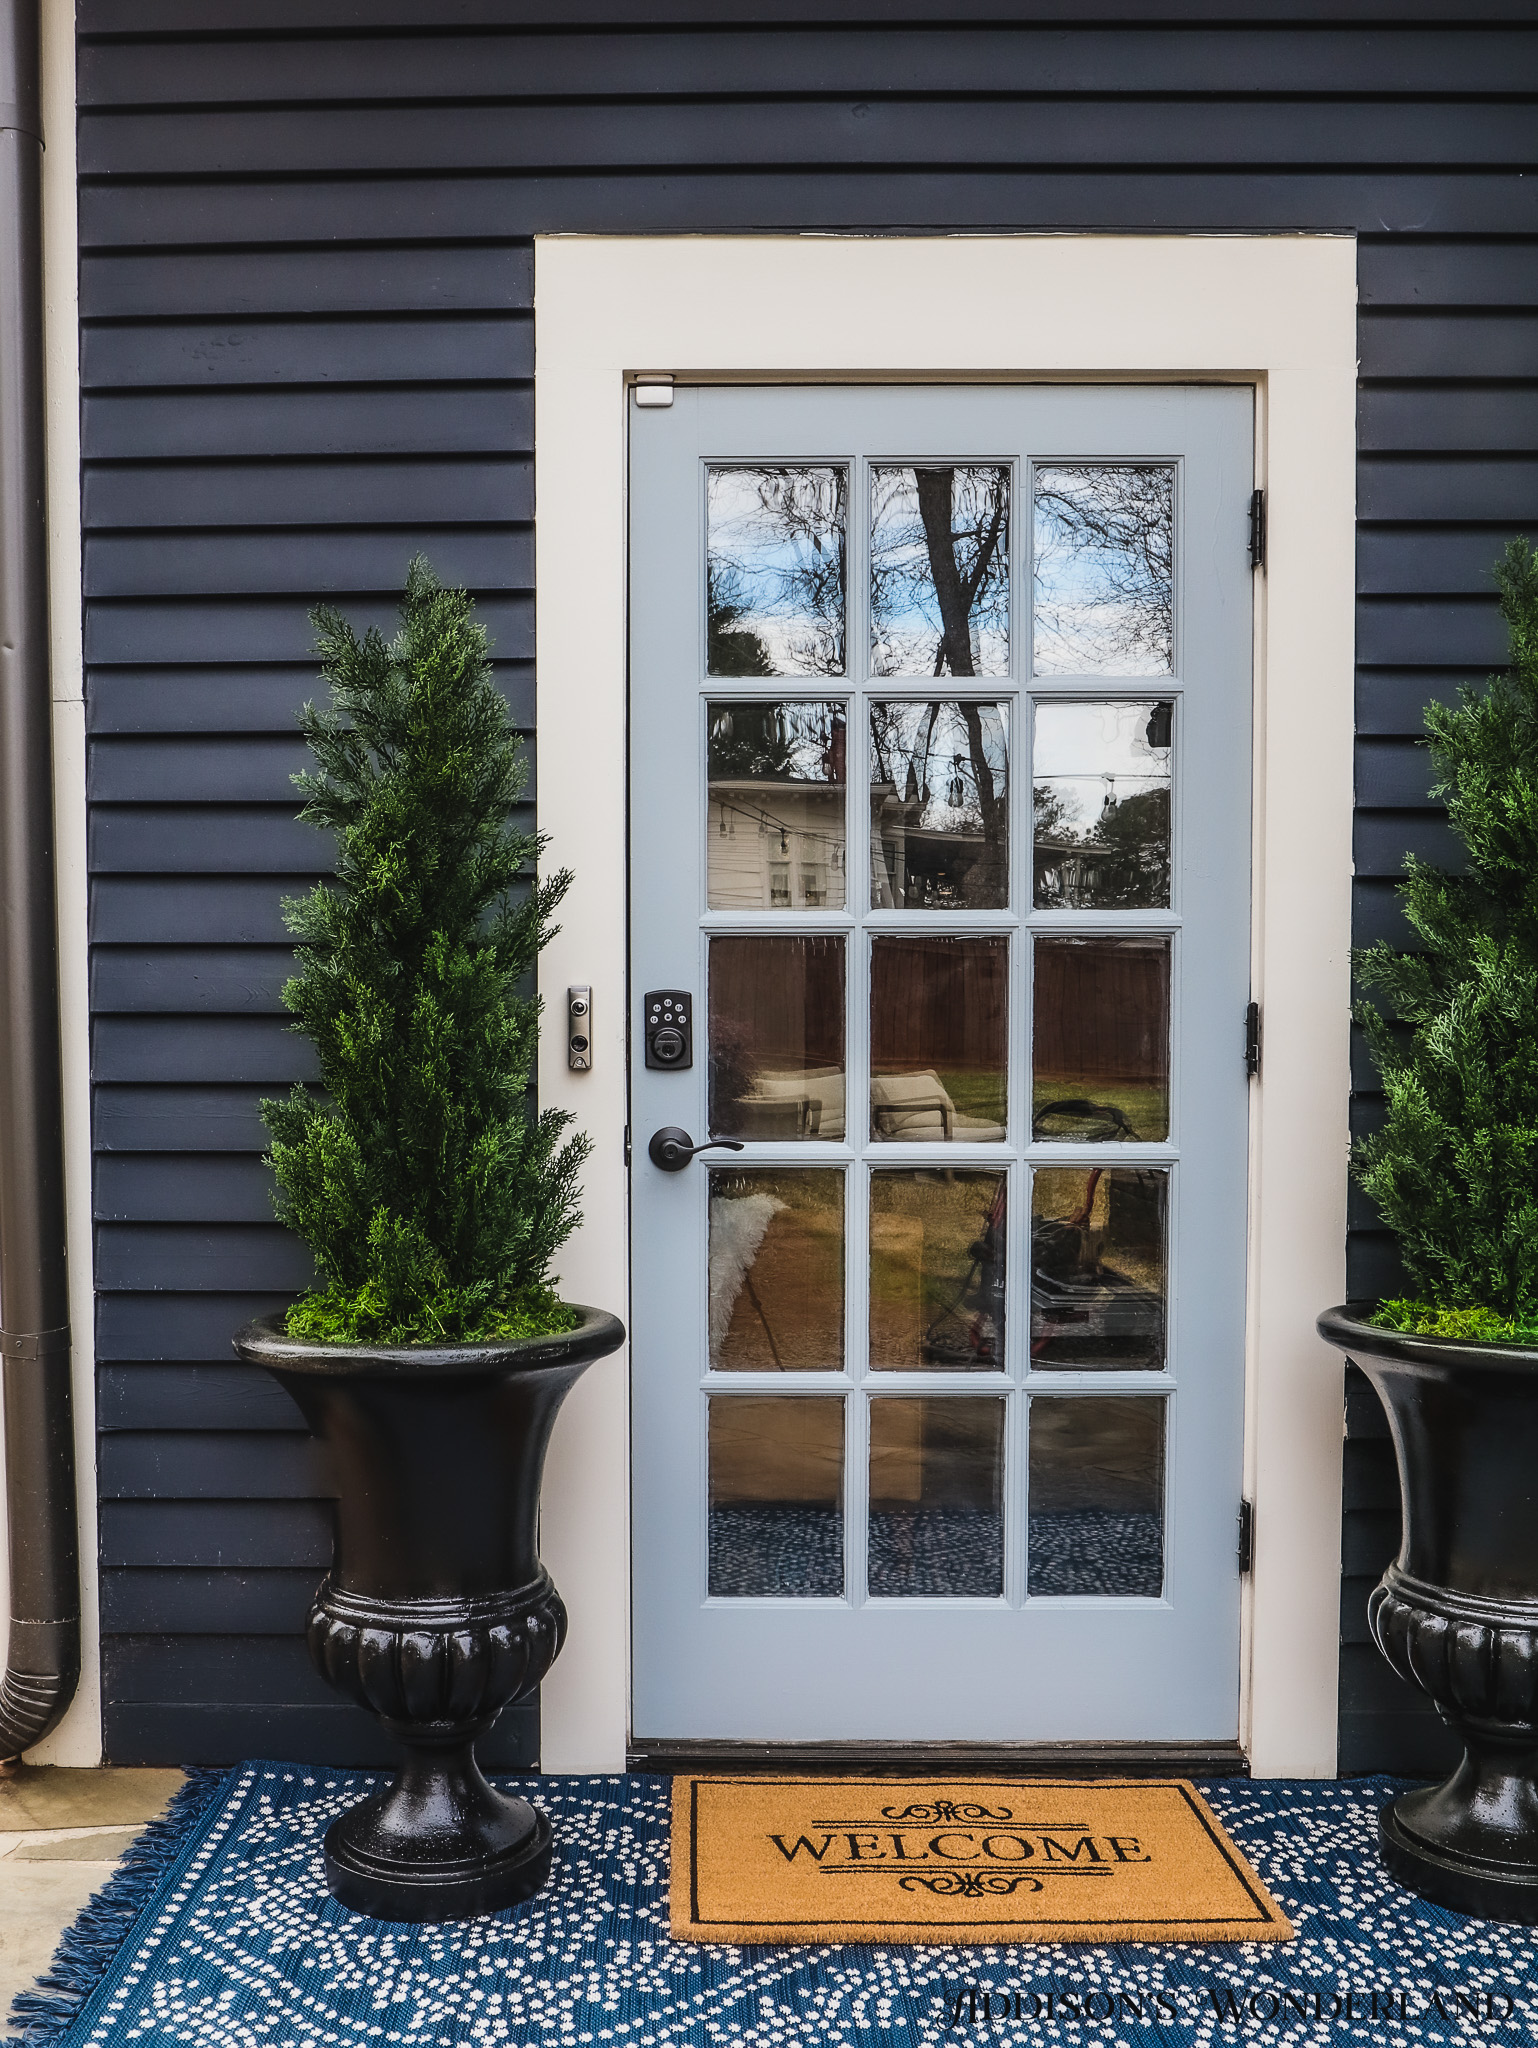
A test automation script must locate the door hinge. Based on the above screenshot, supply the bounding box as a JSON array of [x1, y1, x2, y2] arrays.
[[1248, 488, 1266, 572], [623, 1125, 631, 1167], [1244, 1000, 1261, 1079], [1238, 1499, 1255, 1576]]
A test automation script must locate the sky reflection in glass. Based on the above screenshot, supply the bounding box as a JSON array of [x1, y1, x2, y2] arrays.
[[870, 465, 1010, 677], [706, 466, 847, 677], [1033, 466, 1174, 676]]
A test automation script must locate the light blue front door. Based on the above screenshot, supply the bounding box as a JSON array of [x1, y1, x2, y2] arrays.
[[629, 384, 1254, 1743]]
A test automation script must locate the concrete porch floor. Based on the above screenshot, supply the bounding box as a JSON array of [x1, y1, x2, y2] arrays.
[[0, 1767, 184, 2035]]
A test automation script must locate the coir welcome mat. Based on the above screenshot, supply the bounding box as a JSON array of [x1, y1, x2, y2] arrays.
[[670, 1777, 1292, 1945]]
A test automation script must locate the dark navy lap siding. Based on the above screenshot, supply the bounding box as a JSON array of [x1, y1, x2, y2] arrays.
[[77, 0, 1537, 1773]]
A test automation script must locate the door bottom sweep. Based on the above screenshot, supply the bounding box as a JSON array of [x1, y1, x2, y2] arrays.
[[626, 1738, 1249, 1778]]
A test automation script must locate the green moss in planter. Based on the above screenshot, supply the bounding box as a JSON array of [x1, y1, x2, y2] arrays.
[[1354, 539, 1538, 1334], [1367, 1299, 1538, 1345], [261, 558, 590, 1348]]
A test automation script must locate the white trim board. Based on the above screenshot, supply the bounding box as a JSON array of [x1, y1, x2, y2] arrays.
[[534, 233, 1356, 1778]]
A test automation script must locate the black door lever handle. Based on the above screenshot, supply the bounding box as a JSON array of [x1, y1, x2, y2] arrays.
[[647, 1126, 746, 1173]]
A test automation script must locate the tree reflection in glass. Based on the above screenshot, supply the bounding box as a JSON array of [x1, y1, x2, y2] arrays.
[[706, 467, 847, 677], [1033, 466, 1174, 677], [870, 700, 1008, 910], [708, 702, 847, 910], [1033, 699, 1172, 910], [870, 466, 1010, 677]]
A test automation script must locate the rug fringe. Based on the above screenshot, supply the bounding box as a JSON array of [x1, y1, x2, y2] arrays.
[[7, 1767, 232, 2047]]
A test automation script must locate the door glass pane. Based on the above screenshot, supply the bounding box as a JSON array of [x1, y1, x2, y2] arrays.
[[1027, 1397, 1164, 1597], [707, 701, 847, 910], [1031, 1167, 1168, 1371], [870, 936, 1007, 1142], [1032, 935, 1170, 1142], [707, 466, 847, 677], [1032, 465, 1175, 677], [869, 1397, 1005, 1598], [870, 465, 1010, 677], [708, 1396, 844, 1597], [709, 936, 845, 1139], [870, 1169, 1006, 1372], [1033, 699, 1172, 910], [870, 700, 1009, 910], [709, 1168, 844, 1373]]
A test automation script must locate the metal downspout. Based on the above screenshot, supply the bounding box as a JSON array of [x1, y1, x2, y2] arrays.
[[0, 0, 79, 1761]]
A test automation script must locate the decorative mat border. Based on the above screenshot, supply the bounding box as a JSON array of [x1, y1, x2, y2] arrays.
[[8, 1768, 234, 2047], [669, 1775, 1294, 1945]]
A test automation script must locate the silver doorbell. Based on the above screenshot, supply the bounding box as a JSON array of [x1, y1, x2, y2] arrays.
[[567, 986, 592, 1071]]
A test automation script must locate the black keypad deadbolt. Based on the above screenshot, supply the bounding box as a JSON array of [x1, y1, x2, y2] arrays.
[[644, 990, 693, 1070]]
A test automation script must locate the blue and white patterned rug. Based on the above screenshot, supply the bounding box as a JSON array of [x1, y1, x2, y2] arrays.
[[12, 1765, 1535, 2047]]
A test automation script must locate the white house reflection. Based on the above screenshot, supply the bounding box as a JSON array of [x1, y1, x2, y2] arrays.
[[707, 701, 847, 911], [1033, 698, 1172, 910]]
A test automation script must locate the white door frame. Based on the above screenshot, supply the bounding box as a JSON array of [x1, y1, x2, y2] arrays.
[[534, 232, 1357, 1778]]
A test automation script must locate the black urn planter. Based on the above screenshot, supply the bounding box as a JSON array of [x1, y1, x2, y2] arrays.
[[1318, 1305, 1538, 1923], [233, 1305, 625, 1923]]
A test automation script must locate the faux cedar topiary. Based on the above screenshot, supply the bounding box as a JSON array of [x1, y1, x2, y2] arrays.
[[261, 558, 590, 1346], [1354, 537, 1538, 1341]]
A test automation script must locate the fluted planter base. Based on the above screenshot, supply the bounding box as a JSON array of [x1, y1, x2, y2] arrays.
[[1319, 1306, 1538, 1924], [234, 1304, 625, 1923]]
